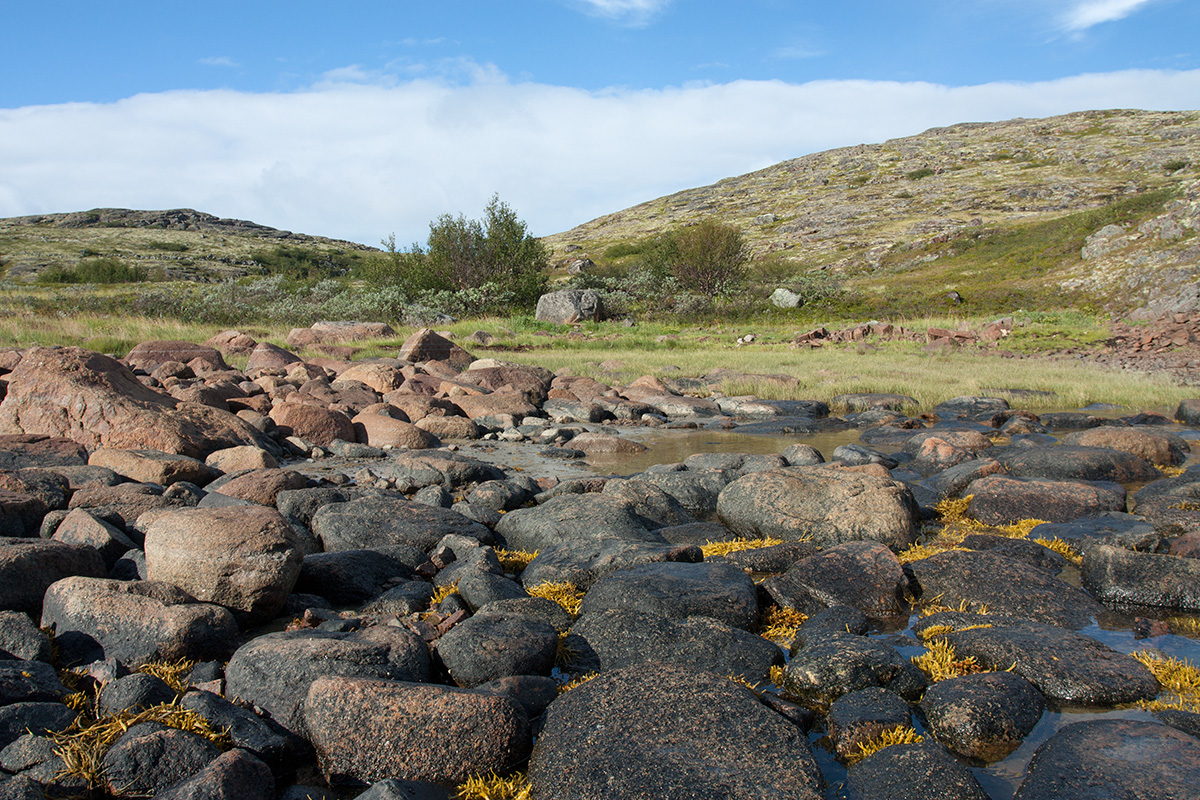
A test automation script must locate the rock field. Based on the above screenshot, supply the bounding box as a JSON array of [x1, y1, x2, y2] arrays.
[[1, 327, 1200, 798]]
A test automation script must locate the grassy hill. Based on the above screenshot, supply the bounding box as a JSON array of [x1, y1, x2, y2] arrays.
[[544, 109, 1200, 320]]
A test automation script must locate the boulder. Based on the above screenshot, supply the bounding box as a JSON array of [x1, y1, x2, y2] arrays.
[[0, 347, 265, 458], [966, 475, 1127, 526], [782, 632, 925, 706], [495, 494, 663, 553], [303, 677, 529, 785], [535, 289, 603, 324], [994, 445, 1160, 483], [0, 611, 54, 662], [268, 404, 354, 447], [0, 538, 106, 615], [40, 576, 238, 667], [203, 330, 258, 355], [920, 671, 1045, 762], [528, 664, 822, 800], [144, 506, 304, 624], [1081, 543, 1200, 611], [827, 686, 913, 761], [1061, 427, 1189, 466], [336, 363, 406, 393], [313, 496, 492, 553], [154, 748, 275, 800], [50, 508, 138, 569], [102, 722, 220, 798], [907, 549, 1104, 629], [1014, 719, 1200, 799], [245, 343, 301, 373], [204, 468, 309, 507], [126, 341, 228, 373], [352, 412, 439, 449], [843, 741, 989, 800], [0, 434, 88, 470], [88, 447, 220, 487], [718, 466, 918, 550], [296, 548, 423, 605], [225, 626, 431, 735], [180, 690, 310, 779], [763, 540, 909, 617], [396, 329, 474, 371], [436, 611, 559, 688], [578, 560, 758, 631], [204, 446, 279, 473]]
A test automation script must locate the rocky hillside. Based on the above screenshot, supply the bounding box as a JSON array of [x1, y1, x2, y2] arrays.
[[546, 109, 1200, 319], [0, 207, 375, 282]]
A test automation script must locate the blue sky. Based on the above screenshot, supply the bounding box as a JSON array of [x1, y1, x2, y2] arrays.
[[2, 0, 1198, 245]]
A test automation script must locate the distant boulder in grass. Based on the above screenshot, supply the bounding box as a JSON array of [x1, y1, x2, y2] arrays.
[[535, 289, 603, 324], [397, 329, 475, 371]]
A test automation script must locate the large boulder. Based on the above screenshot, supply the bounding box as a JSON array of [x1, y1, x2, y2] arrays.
[[966, 475, 1127, 525], [0, 539, 106, 615], [225, 626, 431, 735], [535, 289, 603, 324], [144, 507, 304, 625], [528, 664, 822, 800], [312, 496, 492, 552], [304, 677, 529, 785], [268, 404, 354, 447], [87, 447, 220, 487], [396, 329, 474, 371], [578, 560, 758, 631], [0, 347, 265, 458], [718, 466, 918, 550], [40, 576, 238, 667], [125, 340, 228, 373]]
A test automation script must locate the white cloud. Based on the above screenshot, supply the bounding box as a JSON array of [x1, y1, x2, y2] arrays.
[[2, 67, 1198, 246], [572, 0, 671, 24], [198, 56, 240, 68], [1060, 0, 1156, 31]]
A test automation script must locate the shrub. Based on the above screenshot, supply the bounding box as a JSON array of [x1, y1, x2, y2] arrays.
[[148, 241, 189, 252], [249, 245, 356, 281], [906, 168, 936, 181], [669, 219, 748, 296], [37, 258, 147, 284], [1164, 159, 1190, 174]]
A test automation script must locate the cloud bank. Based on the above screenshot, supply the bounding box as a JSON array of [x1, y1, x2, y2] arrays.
[[2, 68, 1198, 245], [1061, 0, 1156, 31]]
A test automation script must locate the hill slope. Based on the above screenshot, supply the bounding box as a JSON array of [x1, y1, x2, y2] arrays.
[[545, 109, 1200, 319], [0, 207, 375, 282]]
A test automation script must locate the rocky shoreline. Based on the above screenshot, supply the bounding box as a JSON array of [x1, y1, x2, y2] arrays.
[[1, 328, 1200, 799]]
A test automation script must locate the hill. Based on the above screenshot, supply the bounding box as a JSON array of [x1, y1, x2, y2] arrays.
[[0, 207, 376, 283], [544, 109, 1200, 320]]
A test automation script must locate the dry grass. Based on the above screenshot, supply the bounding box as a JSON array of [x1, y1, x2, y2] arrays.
[[137, 659, 196, 695], [557, 672, 599, 694], [758, 606, 809, 644], [700, 537, 786, 558], [911, 638, 986, 683], [1134, 651, 1200, 713], [494, 548, 539, 575]]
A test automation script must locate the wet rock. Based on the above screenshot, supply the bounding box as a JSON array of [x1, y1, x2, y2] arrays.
[[570, 608, 782, 682], [718, 467, 918, 550], [1082, 543, 1200, 610], [41, 577, 239, 667], [966, 475, 1126, 526], [920, 671, 1045, 762], [832, 443, 898, 468], [304, 676, 529, 785], [793, 605, 869, 647], [908, 549, 1103, 628], [827, 686, 912, 761], [144, 506, 304, 625], [313, 495, 492, 553], [528, 663, 822, 800], [934, 616, 1158, 706], [436, 611, 558, 687], [102, 721, 220, 798], [225, 625, 430, 735], [843, 740, 989, 800], [763, 540, 908, 617], [154, 747, 275, 800], [959, 533, 1066, 574], [1029, 512, 1160, 551], [782, 632, 925, 706], [579, 560, 758, 631], [1014, 718, 1200, 799]]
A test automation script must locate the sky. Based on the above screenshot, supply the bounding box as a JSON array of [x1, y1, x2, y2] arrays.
[[1, 0, 1198, 246]]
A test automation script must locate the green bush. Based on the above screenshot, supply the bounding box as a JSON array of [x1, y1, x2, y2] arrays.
[[148, 241, 189, 252], [905, 168, 935, 181], [669, 219, 748, 296], [37, 258, 148, 284], [1164, 159, 1190, 174], [249, 245, 357, 281]]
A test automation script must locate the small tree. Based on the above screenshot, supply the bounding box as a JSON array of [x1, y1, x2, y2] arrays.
[[669, 219, 748, 296]]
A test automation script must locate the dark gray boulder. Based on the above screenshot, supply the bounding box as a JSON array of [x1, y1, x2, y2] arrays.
[[454, 570, 528, 612], [436, 611, 558, 688], [966, 475, 1127, 525], [181, 690, 310, 778], [0, 733, 85, 795], [782, 632, 925, 706], [313, 496, 492, 553], [102, 721, 220, 798], [1082, 543, 1200, 610], [994, 445, 1159, 483], [1029, 512, 1159, 551], [224, 625, 431, 735], [296, 546, 424, 605], [843, 741, 989, 800], [385, 451, 504, 489], [495, 494, 665, 553], [959, 533, 1066, 574], [0, 661, 65, 705], [154, 748, 275, 800], [1014, 719, 1200, 799], [352, 778, 450, 800], [528, 663, 823, 800], [98, 672, 177, 714], [907, 549, 1104, 629], [0, 538, 106, 615], [569, 609, 782, 682], [826, 686, 912, 761], [0, 611, 53, 662], [600, 478, 696, 529], [359, 581, 436, 616], [637, 468, 738, 516], [579, 560, 758, 631], [0, 703, 76, 749], [762, 540, 908, 618], [930, 616, 1158, 706], [920, 671, 1045, 762], [519, 537, 699, 591], [475, 597, 574, 634]]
